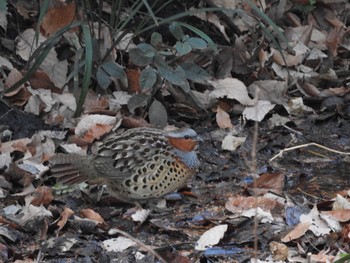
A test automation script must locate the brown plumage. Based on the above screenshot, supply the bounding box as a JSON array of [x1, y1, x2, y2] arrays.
[[49, 127, 202, 202]]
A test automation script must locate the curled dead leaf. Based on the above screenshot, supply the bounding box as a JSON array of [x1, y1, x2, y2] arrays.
[[31, 186, 53, 206], [216, 106, 233, 129]]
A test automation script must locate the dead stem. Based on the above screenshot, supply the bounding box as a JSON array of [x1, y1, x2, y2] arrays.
[[269, 142, 350, 162], [252, 122, 259, 259]]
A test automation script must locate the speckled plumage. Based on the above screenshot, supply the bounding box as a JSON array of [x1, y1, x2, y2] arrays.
[[50, 127, 202, 202]]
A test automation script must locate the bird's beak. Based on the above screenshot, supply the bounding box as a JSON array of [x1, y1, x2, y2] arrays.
[[195, 135, 204, 142]]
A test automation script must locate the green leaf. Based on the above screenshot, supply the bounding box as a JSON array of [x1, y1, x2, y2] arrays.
[[180, 62, 210, 84], [151, 32, 162, 46], [97, 62, 126, 90], [169, 22, 184, 41], [149, 99, 167, 128], [0, 0, 7, 11], [129, 43, 156, 66], [138, 43, 156, 56], [174, 41, 192, 56], [140, 67, 157, 92], [175, 22, 218, 53], [101, 61, 126, 79], [157, 65, 190, 92], [127, 94, 150, 114], [96, 68, 111, 90], [185, 37, 208, 49]]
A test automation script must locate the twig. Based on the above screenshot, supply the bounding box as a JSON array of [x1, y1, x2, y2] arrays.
[[269, 142, 350, 162], [282, 124, 303, 136], [109, 228, 167, 263], [297, 188, 318, 199], [253, 123, 259, 259]]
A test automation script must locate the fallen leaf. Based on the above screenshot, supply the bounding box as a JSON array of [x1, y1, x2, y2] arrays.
[[56, 207, 74, 234], [248, 172, 285, 195], [270, 241, 288, 261], [30, 186, 53, 206], [281, 222, 312, 242], [41, 1, 76, 36], [242, 100, 275, 122], [131, 209, 150, 223], [195, 224, 228, 251], [80, 209, 107, 229], [208, 78, 255, 106], [102, 237, 137, 252], [216, 106, 233, 129], [221, 134, 246, 152], [126, 68, 141, 94], [225, 196, 281, 213], [75, 114, 117, 139]]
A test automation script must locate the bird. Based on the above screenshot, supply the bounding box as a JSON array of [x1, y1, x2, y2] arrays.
[[49, 127, 202, 203]]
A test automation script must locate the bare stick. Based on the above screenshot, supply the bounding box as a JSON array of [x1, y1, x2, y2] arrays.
[[269, 142, 350, 162]]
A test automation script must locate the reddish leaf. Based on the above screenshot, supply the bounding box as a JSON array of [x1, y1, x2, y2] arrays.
[[57, 207, 75, 233], [31, 186, 53, 206], [41, 1, 76, 36], [126, 68, 141, 94], [248, 172, 285, 195]]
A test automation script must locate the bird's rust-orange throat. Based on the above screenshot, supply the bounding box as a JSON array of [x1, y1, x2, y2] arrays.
[[168, 137, 197, 152]]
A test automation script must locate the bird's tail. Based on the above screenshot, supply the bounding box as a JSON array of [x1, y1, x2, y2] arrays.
[[49, 154, 95, 185]]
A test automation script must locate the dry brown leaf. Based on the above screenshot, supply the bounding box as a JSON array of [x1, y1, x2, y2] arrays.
[[281, 222, 312, 242], [126, 68, 141, 94], [0, 138, 32, 154], [122, 116, 152, 129], [248, 172, 285, 195], [225, 196, 281, 213], [41, 1, 76, 36], [310, 249, 335, 262], [28, 71, 57, 91], [57, 207, 74, 233], [302, 82, 320, 97], [299, 24, 313, 46], [319, 86, 350, 97], [259, 48, 268, 68], [271, 48, 302, 67], [322, 210, 350, 222], [80, 209, 105, 223], [326, 27, 343, 58], [84, 91, 109, 112], [270, 241, 288, 261], [0, 215, 20, 229], [30, 186, 53, 206], [216, 106, 233, 129], [83, 123, 113, 143], [326, 17, 345, 29], [80, 209, 108, 229], [4, 68, 25, 96]]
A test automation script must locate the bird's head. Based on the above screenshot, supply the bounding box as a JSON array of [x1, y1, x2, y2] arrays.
[[166, 128, 203, 153]]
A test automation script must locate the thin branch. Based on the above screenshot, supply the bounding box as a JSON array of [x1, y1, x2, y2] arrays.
[[269, 142, 350, 162]]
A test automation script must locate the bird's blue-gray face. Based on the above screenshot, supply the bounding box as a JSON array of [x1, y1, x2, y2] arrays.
[[166, 128, 202, 169]]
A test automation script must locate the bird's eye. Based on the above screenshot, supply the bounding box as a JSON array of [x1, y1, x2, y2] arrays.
[[184, 135, 190, 139]]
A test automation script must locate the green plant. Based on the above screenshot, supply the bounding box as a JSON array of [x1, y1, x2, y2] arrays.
[[6, 1, 248, 118]]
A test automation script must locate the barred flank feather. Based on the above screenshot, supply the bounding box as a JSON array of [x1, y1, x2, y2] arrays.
[[50, 154, 95, 185]]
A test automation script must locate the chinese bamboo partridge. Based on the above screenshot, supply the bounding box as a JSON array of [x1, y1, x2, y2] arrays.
[[49, 127, 202, 202]]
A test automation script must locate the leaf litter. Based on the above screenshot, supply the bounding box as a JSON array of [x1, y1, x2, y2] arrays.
[[0, 0, 349, 262]]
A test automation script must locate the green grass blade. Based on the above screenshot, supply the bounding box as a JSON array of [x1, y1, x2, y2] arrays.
[[74, 24, 93, 117], [141, 0, 159, 26]]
